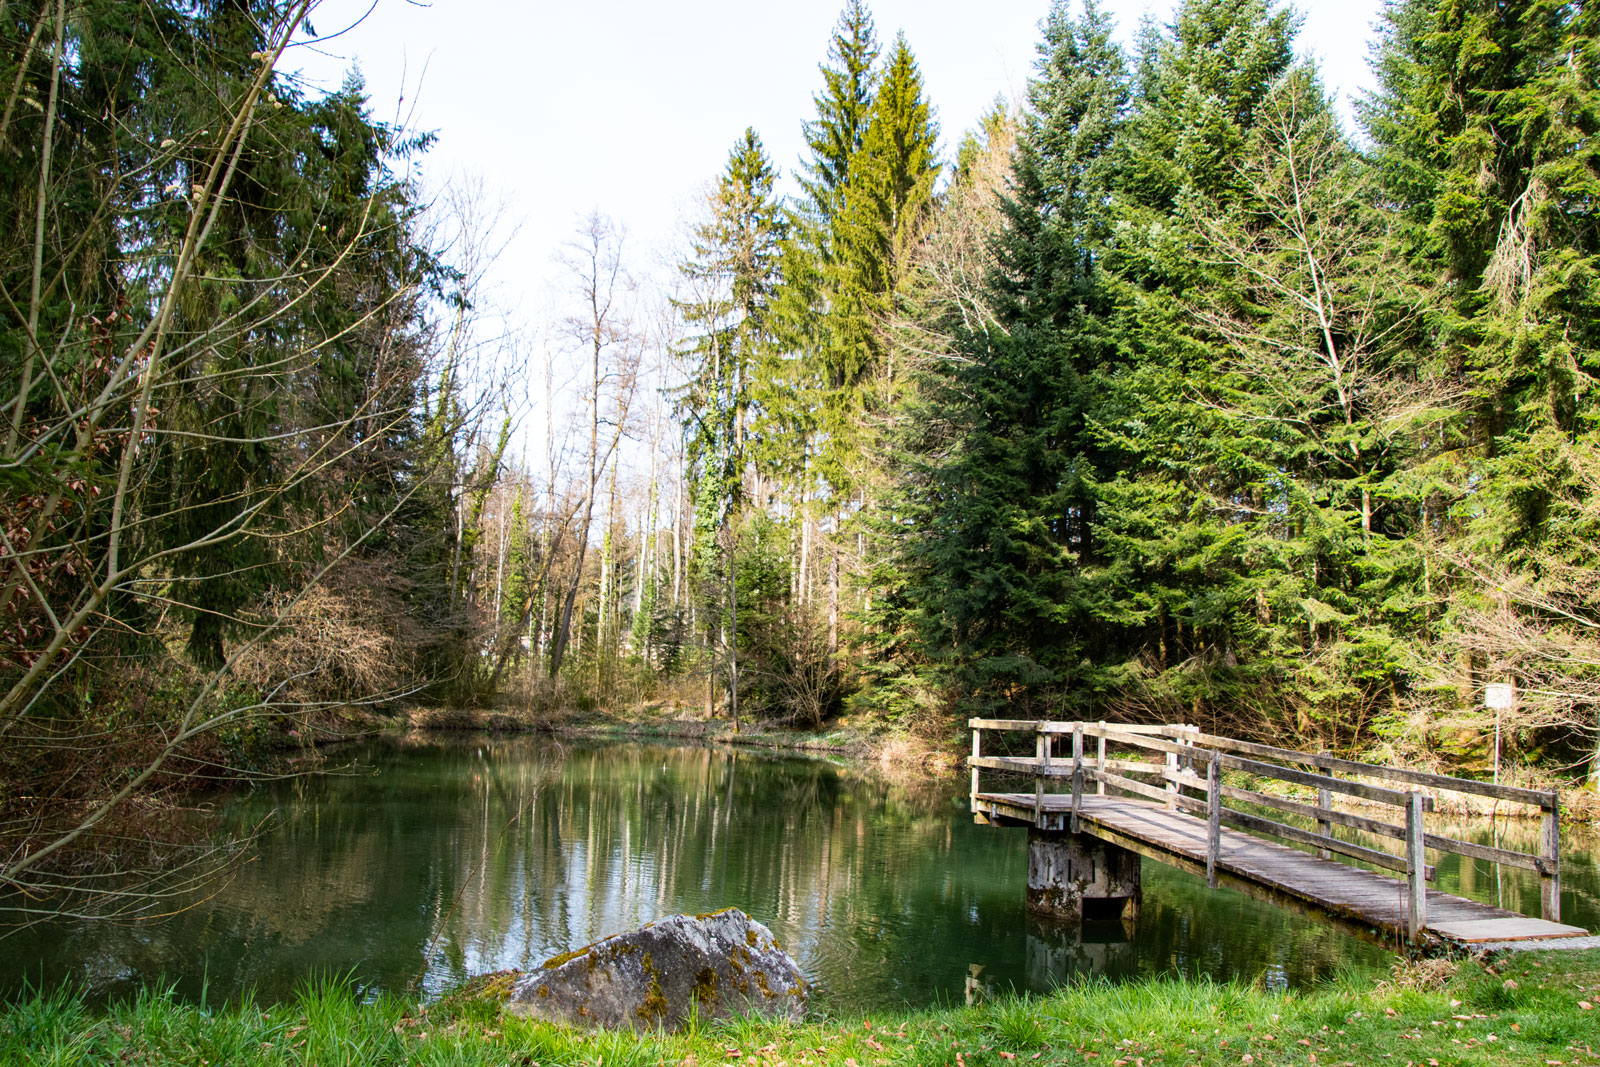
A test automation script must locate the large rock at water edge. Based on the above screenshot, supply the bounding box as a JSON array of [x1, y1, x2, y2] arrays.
[[507, 908, 805, 1031]]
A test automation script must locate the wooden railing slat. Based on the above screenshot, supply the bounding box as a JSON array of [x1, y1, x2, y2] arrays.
[[1219, 783, 1407, 839], [968, 755, 1075, 777], [1219, 752, 1421, 809], [1220, 783, 1544, 873], [1094, 768, 1176, 807]]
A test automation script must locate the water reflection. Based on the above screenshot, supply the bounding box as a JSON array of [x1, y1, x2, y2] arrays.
[[9, 736, 1585, 1011], [1025, 918, 1137, 988]]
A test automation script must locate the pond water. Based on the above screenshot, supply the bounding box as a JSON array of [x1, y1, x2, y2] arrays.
[[2, 735, 1595, 1012]]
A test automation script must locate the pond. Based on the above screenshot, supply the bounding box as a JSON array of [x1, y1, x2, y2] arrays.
[[2, 735, 1595, 1012]]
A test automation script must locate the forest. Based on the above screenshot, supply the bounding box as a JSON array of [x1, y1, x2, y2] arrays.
[[2, 0, 1599, 915]]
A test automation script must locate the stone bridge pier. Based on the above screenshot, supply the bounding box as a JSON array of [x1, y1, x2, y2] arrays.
[[1026, 827, 1141, 921]]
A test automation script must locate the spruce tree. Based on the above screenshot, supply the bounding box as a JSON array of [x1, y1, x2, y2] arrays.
[[676, 129, 786, 715], [1366, 0, 1600, 558], [820, 32, 940, 497], [1089, 0, 1305, 728], [889, 0, 1127, 716], [798, 0, 881, 228]]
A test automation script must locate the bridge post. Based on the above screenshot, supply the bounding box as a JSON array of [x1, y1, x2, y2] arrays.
[[1026, 828, 1141, 922], [1541, 791, 1561, 922], [971, 727, 981, 814], [1095, 726, 1107, 796], [1315, 752, 1333, 860], [1071, 724, 1083, 834], [1206, 753, 1221, 888], [1034, 728, 1048, 823], [1405, 791, 1427, 941]]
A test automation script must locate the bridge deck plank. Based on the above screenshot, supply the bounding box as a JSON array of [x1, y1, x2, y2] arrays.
[[974, 792, 1585, 947]]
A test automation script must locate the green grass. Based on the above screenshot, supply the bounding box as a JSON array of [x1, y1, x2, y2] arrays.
[[2, 951, 1596, 1067]]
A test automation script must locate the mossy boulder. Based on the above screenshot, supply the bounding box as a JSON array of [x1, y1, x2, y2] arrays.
[[507, 908, 805, 1031]]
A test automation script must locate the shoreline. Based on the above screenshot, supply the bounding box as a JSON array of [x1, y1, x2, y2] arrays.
[[396, 704, 967, 775]]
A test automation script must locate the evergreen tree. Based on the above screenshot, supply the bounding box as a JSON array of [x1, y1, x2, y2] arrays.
[[772, 0, 882, 509], [889, 0, 1126, 716], [821, 31, 940, 496], [676, 129, 786, 715], [1366, 0, 1600, 558], [1089, 0, 1302, 728], [798, 0, 881, 229]]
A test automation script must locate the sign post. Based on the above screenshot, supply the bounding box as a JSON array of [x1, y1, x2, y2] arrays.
[[1485, 681, 1516, 784]]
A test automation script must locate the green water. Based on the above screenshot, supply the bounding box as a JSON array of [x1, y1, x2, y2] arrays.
[[3, 736, 1592, 1012]]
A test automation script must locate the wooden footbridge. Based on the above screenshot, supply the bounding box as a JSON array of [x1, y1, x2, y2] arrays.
[[969, 720, 1592, 950]]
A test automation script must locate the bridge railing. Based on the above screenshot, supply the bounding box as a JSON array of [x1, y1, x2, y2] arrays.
[[969, 719, 1562, 939]]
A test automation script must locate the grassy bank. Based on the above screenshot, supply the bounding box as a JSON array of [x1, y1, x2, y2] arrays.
[[5, 950, 1596, 1067]]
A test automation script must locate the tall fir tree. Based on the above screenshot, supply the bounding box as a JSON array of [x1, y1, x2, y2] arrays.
[[888, 0, 1127, 716], [821, 31, 940, 497], [1088, 0, 1306, 730], [676, 129, 786, 714]]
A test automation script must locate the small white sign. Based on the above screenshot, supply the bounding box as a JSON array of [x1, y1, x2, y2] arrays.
[[1485, 682, 1516, 709]]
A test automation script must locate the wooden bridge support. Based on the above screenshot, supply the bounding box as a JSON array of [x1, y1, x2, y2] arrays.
[[1027, 827, 1141, 921]]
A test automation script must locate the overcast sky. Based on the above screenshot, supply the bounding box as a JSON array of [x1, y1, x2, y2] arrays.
[[283, 0, 1387, 426]]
